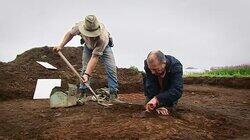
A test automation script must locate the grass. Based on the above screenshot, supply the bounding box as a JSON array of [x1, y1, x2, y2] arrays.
[[185, 65, 250, 78]]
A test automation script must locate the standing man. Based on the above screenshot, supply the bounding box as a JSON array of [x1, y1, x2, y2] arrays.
[[53, 15, 119, 104], [144, 50, 183, 115]]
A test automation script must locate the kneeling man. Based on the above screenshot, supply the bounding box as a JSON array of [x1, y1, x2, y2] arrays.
[[144, 50, 183, 115]]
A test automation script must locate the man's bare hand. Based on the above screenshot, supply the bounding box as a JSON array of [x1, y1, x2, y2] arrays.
[[81, 74, 89, 83], [145, 97, 159, 111], [53, 46, 62, 53], [156, 107, 169, 116]]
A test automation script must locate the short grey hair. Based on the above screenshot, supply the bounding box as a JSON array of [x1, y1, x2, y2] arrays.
[[147, 50, 166, 65]]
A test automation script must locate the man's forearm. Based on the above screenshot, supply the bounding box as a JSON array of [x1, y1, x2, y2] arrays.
[[85, 56, 99, 75], [59, 32, 74, 48]]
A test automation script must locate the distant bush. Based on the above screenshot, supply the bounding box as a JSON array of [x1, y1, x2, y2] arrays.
[[129, 66, 139, 72], [129, 66, 145, 75], [186, 65, 250, 77]]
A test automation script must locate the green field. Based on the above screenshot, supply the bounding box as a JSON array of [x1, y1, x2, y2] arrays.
[[185, 65, 250, 77]]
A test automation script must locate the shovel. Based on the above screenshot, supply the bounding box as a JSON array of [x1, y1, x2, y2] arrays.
[[57, 51, 112, 107]]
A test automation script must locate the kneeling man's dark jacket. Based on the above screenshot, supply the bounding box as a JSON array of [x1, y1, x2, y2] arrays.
[[144, 55, 183, 107]]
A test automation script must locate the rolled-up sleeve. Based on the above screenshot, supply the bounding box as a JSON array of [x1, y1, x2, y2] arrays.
[[69, 26, 81, 36], [92, 39, 106, 56]]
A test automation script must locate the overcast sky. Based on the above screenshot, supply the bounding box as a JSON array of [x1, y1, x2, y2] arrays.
[[0, 0, 249, 70]]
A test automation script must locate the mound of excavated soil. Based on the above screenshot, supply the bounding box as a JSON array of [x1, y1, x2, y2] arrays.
[[0, 46, 143, 100]]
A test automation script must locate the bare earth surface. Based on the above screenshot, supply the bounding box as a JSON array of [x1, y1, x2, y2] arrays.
[[0, 47, 249, 139], [0, 84, 249, 140]]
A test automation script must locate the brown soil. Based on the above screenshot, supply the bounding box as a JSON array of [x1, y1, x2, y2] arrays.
[[0, 85, 249, 139], [0, 47, 250, 139], [0, 46, 143, 101]]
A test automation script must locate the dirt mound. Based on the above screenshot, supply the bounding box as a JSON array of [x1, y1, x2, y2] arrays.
[[184, 77, 250, 89], [0, 46, 143, 100]]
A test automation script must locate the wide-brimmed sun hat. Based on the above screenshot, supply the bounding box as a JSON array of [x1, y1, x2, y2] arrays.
[[78, 15, 103, 37]]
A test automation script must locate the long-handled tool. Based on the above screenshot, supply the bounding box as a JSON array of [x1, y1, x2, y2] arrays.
[[58, 51, 112, 107]]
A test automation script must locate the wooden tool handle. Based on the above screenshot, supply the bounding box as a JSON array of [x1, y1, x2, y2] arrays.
[[57, 51, 98, 99]]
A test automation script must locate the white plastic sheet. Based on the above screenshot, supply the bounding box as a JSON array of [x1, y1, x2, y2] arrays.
[[33, 79, 61, 99], [36, 61, 57, 70]]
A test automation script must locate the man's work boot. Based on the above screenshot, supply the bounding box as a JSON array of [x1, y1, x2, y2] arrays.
[[109, 91, 125, 104]]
